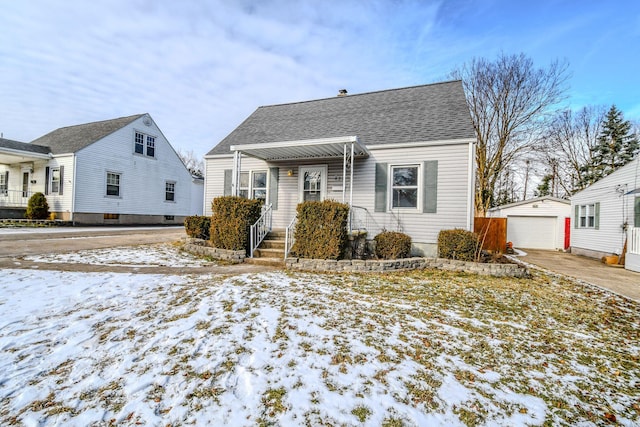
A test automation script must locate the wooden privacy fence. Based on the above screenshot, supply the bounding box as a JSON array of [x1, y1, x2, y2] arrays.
[[474, 217, 507, 253]]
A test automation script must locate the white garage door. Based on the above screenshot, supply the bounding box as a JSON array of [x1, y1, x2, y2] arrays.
[[507, 216, 557, 249]]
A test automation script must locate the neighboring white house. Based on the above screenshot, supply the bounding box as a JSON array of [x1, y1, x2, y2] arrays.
[[0, 114, 202, 224], [570, 156, 640, 273], [204, 81, 476, 257], [487, 196, 571, 250]]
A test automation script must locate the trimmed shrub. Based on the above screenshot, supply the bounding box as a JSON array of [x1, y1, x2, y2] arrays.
[[209, 196, 262, 252], [25, 192, 49, 220], [184, 215, 211, 240], [438, 228, 480, 261], [374, 231, 412, 259], [291, 200, 349, 260]]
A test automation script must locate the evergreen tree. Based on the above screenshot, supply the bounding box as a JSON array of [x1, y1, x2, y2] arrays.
[[579, 105, 638, 185], [535, 174, 552, 197]]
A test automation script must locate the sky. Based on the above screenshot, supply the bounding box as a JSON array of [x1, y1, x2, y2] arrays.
[[0, 0, 639, 160]]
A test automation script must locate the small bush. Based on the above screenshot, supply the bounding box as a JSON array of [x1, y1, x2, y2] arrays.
[[209, 196, 262, 252], [25, 192, 49, 220], [438, 229, 479, 261], [184, 215, 211, 240], [291, 200, 349, 260], [374, 231, 412, 259]]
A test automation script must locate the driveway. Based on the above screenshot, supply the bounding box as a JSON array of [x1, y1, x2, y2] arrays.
[[0, 226, 273, 274], [517, 249, 640, 302]]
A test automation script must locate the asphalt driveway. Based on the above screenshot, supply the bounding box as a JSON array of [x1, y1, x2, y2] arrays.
[[517, 249, 640, 302]]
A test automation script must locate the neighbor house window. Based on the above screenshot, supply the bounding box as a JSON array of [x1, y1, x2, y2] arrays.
[[106, 172, 121, 197], [391, 165, 419, 209], [165, 181, 175, 202], [134, 132, 144, 154], [578, 204, 595, 228], [50, 168, 60, 194], [252, 171, 267, 202], [134, 131, 155, 157], [0, 172, 7, 195]]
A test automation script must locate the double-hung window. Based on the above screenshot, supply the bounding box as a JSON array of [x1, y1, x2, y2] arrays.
[[134, 131, 156, 157], [238, 170, 267, 202], [165, 181, 175, 202], [391, 165, 419, 209], [0, 171, 7, 195], [578, 204, 595, 228], [50, 168, 60, 194], [106, 172, 121, 197]]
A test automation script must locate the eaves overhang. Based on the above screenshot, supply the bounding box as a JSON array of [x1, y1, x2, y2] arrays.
[[230, 136, 369, 161]]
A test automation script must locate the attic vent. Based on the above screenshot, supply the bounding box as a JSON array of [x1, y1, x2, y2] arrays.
[[338, 89, 348, 97], [143, 117, 152, 126]]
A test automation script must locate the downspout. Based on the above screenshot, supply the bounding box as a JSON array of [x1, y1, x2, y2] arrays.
[[70, 154, 76, 224], [467, 140, 476, 231], [349, 140, 354, 207], [342, 144, 347, 203]]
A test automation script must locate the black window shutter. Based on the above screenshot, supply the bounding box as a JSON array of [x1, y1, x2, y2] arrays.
[[423, 160, 438, 213], [374, 163, 387, 213], [574, 205, 579, 229], [223, 169, 232, 196], [594, 202, 600, 230], [45, 167, 50, 195], [634, 197, 640, 228], [59, 166, 64, 195], [3, 171, 7, 194], [268, 167, 279, 210]]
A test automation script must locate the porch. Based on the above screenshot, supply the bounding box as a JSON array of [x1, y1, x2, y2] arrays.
[[229, 136, 371, 259], [626, 227, 640, 273], [0, 189, 34, 208]]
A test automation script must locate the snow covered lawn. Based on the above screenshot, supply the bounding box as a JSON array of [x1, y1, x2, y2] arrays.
[[1, 266, 638, 425], [23, 243, 213, 268]]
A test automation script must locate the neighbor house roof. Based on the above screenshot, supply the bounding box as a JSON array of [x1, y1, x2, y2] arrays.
[[488, 196, 570, 212], [207, 80, 475, 156], [0, 137, 51, 155], [30, 114, 145, 155]]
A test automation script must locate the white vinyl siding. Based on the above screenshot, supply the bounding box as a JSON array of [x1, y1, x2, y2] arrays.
[[204, 141, 472, 250], [571, 157, 640, 257], [73, 116, 195, 217]]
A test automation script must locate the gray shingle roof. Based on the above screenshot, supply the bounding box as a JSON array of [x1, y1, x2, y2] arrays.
[[30, 114, 144, 154], [0, 137, 51, 155], [207, 80, 474, 156]]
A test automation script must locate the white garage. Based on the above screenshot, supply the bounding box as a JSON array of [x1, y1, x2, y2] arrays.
[[487, 196, 571, 250]]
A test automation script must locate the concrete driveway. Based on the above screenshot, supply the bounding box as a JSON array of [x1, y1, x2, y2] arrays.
[[517, 249, 640, 302]]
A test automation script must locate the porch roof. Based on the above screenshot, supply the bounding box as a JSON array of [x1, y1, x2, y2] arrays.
[[230, 136, 369, 161], [0, 138, 51, 164]]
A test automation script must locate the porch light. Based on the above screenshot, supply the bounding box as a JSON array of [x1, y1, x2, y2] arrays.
[[287, 170, 294, 177]]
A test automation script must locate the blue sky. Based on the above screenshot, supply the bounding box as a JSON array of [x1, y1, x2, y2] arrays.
[[1, 0, 638, 159]]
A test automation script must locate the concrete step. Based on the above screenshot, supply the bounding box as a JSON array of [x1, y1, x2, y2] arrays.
[[245, 257, 286, 267], [253, 248, 285, 259], [267, 229, 287, 239], [260, 239, 285, 250]]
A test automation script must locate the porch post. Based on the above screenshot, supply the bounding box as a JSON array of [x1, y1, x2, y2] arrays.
[[342, 143, 347, 203], [232, 150, 242, 197], [349, 140, 354, 207]]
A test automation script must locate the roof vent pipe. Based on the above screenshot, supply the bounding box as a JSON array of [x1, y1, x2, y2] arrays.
[[338, 89, 348, 97]]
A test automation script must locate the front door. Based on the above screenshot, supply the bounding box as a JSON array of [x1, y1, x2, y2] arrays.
[[299, 165, 327, 202], [22, 171, 30, 198]]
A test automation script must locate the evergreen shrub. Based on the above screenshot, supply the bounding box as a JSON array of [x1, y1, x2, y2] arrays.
[[374, 231, 412, 259], [438, 228, 479, 261], [291, 200, 349, 260], [184, 215, 211, 240], [210, 196, 262, 252], [25, 192, 49, 220]]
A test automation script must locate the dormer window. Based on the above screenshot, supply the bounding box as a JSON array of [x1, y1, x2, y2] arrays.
[[134, 131, 156, 158]]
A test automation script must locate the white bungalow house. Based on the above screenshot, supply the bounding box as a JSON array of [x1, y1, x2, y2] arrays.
[[487, 196, 571, 250], [204, 81, 476, 257], [570, 156, 640, 273], [0, 114, 203, 224]]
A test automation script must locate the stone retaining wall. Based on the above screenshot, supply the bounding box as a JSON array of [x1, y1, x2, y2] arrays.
[[285, 256, 528, 278], [183, 238, 245, 264]]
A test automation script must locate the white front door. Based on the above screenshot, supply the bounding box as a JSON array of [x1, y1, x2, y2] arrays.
[[299, 165, 327, 202]]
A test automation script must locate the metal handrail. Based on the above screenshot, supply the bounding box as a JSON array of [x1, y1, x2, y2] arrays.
[[284, 214, 297, 259], [250, 203, 272, 258], [0, 189, 33, 207]]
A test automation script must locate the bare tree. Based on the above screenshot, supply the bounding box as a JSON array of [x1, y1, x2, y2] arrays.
[[178, 149, 204, 178], [452, 53, 569, 215], [544, 106, 605, 195]]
